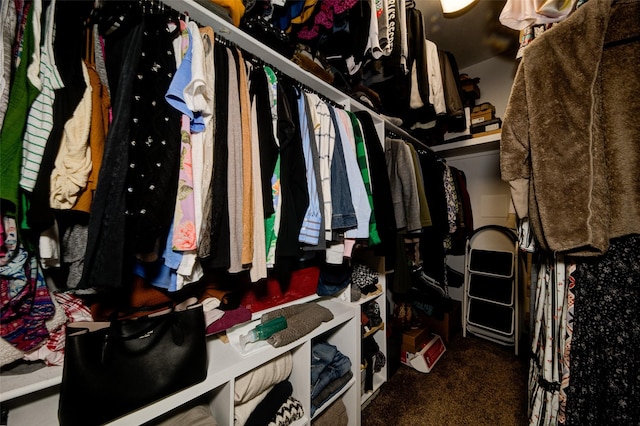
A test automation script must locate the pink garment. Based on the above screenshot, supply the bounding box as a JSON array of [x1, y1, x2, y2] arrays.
[[170, 23, 197, 251], [172, 115, 197, 250], [499, 0, 575, 30], [297, 0, 358, 40], [205, 305, 252, 336], [0, 254, 55, 352], [23, 292, 93, 366]]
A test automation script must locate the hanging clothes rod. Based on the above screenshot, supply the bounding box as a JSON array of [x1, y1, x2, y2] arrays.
[[149, 0, 432, 145], [168, 0, 351, 108], [385, 118, 433, 152]]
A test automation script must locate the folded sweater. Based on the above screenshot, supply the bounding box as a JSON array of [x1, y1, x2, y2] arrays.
[[262, 303, 334, 348]]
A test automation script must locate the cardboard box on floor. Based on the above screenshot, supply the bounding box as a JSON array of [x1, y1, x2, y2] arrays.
[[401, 327, 431, 353], [400, 334, 446, 373], [422, 300, 462, 344]]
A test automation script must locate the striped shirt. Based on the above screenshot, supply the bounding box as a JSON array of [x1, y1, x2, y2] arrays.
[[21, 0, 63, 191]]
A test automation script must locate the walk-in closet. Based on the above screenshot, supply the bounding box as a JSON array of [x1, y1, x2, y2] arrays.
[[1, 1, 638, 425]]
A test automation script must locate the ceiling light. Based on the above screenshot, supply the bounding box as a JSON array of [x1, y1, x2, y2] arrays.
[[440, 0, 477, 14]]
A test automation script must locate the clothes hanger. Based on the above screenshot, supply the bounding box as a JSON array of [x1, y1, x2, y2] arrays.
[[603, 34, 640, 49]]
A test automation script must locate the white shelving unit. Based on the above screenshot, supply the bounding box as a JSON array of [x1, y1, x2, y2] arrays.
[[1, 298, 361, 426], [349, 249, 387, 408]]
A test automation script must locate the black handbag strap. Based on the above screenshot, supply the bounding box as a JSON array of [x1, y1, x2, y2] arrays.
[[108, 304, 203, 342], [107, 300, 176, 322], [109, 307, 177, 341]]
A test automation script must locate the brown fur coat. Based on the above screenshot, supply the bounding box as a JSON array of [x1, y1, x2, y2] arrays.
[[500, 0, 640, 256]]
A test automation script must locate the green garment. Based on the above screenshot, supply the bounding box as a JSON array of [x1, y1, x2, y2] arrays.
[[347, 111, 380, 246], [0, 6, 40, 213]]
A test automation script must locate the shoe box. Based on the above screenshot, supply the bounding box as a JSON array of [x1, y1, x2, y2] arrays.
[[422, 300, 462, 344], [400, 333, 446, 373]]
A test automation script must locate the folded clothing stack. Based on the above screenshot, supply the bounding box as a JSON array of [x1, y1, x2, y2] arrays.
[[155, 403, 218, 426], [310, 341, 353, 417], [233, 352, 304, 426]]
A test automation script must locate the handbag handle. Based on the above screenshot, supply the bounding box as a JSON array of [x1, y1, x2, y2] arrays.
[[107, 300, 175, 322], [103, 301, 178, 348], [108, 308, 175, 340], [103, 309, 186, 364], [104, 305, 202, 353]]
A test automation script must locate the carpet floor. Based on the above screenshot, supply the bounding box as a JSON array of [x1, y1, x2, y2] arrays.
[[362, 333, 529, 426]]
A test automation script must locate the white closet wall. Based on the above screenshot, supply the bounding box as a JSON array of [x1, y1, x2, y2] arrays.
[[461, 55, 518, 119]]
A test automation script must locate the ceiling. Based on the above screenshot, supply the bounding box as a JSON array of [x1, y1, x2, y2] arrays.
[[415, 0, 520, 68]]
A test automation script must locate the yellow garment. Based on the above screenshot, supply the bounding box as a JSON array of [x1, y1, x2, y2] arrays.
[[209, 0, 245, 27], [73, 61, 109, 213], [288, 0, 319, 32], [50, 62, 93, 210], [237, 53, 253, 266]]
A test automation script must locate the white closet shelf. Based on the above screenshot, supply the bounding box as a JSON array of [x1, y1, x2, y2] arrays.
[[204, 298, 357, 382], [362, 322, 385, 340], [351, 97, 500, 157], [354, 285, 383, 306], [361, 375, 384, 405], [431, 132, 501, 157], [1, 365, 63, 402]]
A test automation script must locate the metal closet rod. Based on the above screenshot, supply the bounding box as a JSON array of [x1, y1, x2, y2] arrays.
[[385, 121, 434, 152]]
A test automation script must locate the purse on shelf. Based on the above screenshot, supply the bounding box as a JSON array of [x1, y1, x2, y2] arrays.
[[58, 304, 208, 426]]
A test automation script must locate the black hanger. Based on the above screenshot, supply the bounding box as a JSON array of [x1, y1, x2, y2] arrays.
[[604, 34, 640, 49], [95, 1, 143, 36]]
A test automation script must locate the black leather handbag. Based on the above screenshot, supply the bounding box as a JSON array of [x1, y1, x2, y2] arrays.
[[58, 304, 208, 426]]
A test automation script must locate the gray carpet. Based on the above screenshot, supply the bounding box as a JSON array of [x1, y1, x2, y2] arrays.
[[362, 333, 529, 426]]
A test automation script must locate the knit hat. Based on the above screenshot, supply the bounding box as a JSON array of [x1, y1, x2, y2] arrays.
[[363, 301, 382, 327], [373, 350, 386, 373], [351, 263, 378, 295]]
